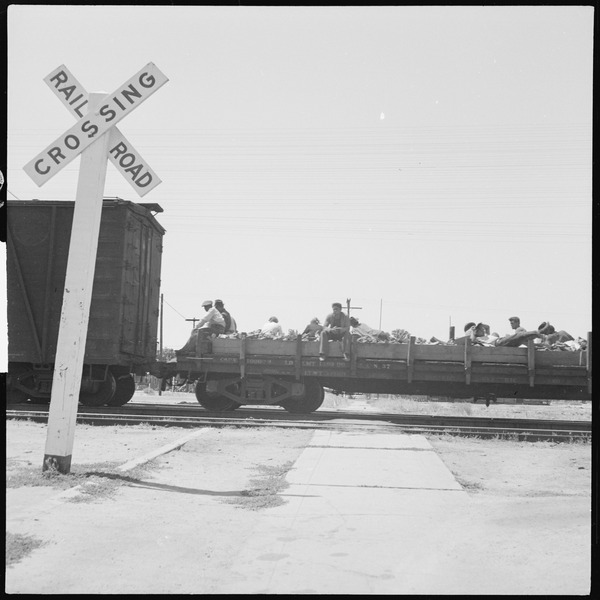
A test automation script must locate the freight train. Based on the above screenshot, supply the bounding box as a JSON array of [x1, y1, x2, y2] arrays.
[[6, 198, 592, 412]]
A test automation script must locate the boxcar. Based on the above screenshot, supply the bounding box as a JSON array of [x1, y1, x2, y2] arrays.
[[7, 198, 165, 406]]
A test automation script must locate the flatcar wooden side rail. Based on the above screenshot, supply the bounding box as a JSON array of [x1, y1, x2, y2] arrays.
[[173, 334, 591, 400]]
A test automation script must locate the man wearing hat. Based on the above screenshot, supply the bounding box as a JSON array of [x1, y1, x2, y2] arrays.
[[176, 300, 226, 356], [214, 299, 237, 334], [319, 302, 351, 361]]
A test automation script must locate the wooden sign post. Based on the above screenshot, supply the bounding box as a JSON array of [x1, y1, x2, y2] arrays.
[[23, 64, 168, 473]]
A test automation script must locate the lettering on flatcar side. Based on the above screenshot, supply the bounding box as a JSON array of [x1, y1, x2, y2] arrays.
[[213, 357, 238, 364]]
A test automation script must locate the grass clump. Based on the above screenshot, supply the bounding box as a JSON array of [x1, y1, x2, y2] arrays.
[[6, 532, 47, 568], [455, 476, 485, 492], [226, 461, 294, 511], [6, 461, 158, 504]]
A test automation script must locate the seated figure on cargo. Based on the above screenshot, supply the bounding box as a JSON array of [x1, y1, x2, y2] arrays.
[[302, 317, 323, 339], [319, 302, 351, 362], [493, 316, 539, 347], [537, 322, 575, 346], [349, 317, 390, 342], [214, 299, 237, 334], [454, 321, 491, 345], [176, 300, 226, 356], [260, 316, 284, 338], [465, 322, 499, 347]]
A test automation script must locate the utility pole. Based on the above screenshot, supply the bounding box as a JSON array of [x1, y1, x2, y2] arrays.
[[160, 294, 164, 358], [346, 298, 362, 319], [158, 293, 164, 397], [379, 298, 383, 329], [186, 317, 200, 328]]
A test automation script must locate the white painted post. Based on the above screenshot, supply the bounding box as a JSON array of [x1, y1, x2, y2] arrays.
[[43, 93, 112, 473]]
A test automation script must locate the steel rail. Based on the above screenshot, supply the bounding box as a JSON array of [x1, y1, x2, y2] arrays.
[[6, 402, 591, 433], [6, 409, 590, 442]]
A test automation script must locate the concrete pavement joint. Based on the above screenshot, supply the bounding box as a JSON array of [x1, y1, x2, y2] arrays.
[[308, 445, 435, 451], [116, 428, 209, 472], [283, 482, 466, 491]]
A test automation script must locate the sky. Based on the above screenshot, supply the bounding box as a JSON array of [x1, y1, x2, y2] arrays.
[[4, 5, 594, 356]]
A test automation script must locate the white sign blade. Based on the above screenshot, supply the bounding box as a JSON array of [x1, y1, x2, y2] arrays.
[[24, 62, 169, 186], [44, 64, 90, 119], [107, 128, 162, 196], [44, 65, 162, 197]]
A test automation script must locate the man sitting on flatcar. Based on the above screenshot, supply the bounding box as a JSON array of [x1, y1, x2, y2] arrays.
[[176, 300, 226, 356]]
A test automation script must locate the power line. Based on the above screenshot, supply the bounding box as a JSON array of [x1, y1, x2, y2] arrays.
[[163, 298, 187, 320]]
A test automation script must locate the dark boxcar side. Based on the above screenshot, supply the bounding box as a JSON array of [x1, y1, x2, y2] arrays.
[[7, 199, 165, 406]]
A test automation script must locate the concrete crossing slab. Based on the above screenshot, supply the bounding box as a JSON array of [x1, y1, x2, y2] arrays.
[[309, 429, 433, 449], [219, 430, 472, 594], [287, 430, 463, 490]]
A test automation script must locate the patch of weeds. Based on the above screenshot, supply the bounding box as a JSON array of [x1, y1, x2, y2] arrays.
[[7, 461, 119, 491], [226, 461, 295, 511], [6, 531, 47, 568], [564, 435, 591, 445], [66, 460, 160, 504], [6, 460, 159, 504], [455, 476, 485, 492]]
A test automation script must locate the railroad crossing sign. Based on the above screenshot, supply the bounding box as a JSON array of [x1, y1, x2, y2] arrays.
[[40, 65, 164, 196], [24, 62, 168, 194], [22, 63, 168, 474]]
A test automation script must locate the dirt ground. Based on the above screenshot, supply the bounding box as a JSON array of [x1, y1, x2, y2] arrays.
[[4, 398, 594, 594]]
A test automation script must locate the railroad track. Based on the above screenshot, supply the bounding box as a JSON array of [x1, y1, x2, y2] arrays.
[[6, 402, 591, 442]]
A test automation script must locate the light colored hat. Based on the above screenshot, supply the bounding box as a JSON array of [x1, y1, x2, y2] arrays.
[[202, 300, 213, 308]]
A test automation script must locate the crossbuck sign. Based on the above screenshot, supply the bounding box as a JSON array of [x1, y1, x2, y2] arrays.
[[23, 63, 168, 474], [24, 62, 168, 195]]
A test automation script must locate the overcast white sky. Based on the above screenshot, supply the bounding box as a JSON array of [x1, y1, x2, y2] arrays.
[[5, 5, 593, 352]]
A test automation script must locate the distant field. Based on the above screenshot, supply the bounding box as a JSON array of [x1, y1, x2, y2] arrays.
[[321, 392, 591, 421]]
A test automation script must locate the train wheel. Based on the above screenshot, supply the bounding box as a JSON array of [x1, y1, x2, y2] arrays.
[[281, 379, 324, 414], [107, 374, 136, 406], [7, 363, 44, 404], [8, 387, 30, 404], [79, 369, 117, 407], [195, 381, 240, 411]]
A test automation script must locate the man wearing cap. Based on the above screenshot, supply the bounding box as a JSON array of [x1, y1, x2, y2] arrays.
[[302, 317, 323, 339], [214, 299, 237, 334], [176, 300, 226, 356], [319, 302, 351, 361]]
